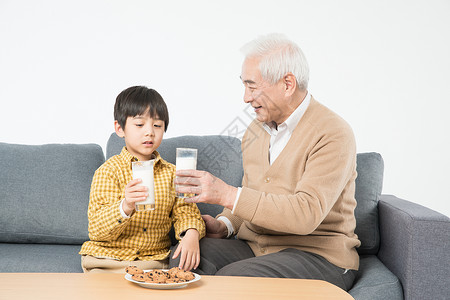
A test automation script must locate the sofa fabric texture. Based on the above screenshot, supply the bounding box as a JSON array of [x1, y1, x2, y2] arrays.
[[349, 255, 403, 300], [354, 152, 383, 255], [378, 195, 450, 300], [1, 243, 84, 273], [0, 143, 104, 244]]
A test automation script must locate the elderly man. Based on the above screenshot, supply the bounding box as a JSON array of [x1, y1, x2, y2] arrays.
[[172, 33, 360, 291]]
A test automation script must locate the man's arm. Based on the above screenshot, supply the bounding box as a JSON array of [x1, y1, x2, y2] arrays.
[[177, 165, 245, 237], [176, 126, 355, 235]]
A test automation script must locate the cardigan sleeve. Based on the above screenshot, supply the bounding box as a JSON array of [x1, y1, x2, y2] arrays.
[[216, 172, 247, 235]]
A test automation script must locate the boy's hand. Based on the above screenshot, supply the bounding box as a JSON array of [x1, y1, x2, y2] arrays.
[[123, 179, 148, 216], [172, 229, 200, 271]]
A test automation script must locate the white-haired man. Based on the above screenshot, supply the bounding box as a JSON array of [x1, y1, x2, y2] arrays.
[[172, 33, 360, 291]]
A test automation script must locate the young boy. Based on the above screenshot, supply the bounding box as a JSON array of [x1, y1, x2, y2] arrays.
[[80, 86, 205, 273]]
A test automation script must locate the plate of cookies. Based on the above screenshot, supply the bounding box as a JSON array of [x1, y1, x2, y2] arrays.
[[125, 266, 201, 289]]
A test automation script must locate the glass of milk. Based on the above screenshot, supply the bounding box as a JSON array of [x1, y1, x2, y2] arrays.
[[131, 160, 156, 211], [176, 148, 198, 198]]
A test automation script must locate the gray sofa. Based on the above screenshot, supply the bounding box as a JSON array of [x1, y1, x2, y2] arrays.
[[1, 134, 449, 300]]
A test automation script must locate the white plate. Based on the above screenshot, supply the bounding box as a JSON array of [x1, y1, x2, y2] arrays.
[[125, 269, 201, 289]]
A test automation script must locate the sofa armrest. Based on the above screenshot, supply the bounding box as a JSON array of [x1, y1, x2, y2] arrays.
[[377, 194, 450, 300]]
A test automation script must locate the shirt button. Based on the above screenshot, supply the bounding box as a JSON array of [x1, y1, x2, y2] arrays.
[[264, 177, 270, 183], [136, 251, 140, 255], [143, 228, 147, 232], [261, 247, 266, 253], [118, 219, 122, 224]]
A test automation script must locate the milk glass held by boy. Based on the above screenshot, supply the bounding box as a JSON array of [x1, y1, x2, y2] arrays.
[[132, 160, 156, 211], [175, 148, 197, 198]]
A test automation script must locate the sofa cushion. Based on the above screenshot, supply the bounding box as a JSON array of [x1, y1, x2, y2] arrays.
[[350, 255, 403, 300], [0, 243, 83, 272], [107, 133, 243, 217], [355, 153, 384, 255], [0, 142, 105, 244]]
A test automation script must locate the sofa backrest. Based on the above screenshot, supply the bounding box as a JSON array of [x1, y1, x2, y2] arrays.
[[355, 152, 384, 255], [106, 133, 243, 217], [0, 142, 105, 244], [106, 134, 384, 254]]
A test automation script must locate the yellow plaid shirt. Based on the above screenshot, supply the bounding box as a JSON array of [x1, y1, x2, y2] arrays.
[[79, 147, 205, 261]]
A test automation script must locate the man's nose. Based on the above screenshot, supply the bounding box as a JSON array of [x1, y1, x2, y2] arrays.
[[243, 88, 253, 103]]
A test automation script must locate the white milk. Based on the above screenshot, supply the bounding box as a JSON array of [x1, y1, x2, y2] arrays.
[[176, 157, 197, 198], [176, 157, 197, 170], [132, 169, 155, 208]]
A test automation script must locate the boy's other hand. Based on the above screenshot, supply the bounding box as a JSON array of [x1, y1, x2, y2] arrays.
[[172, 229, 200, 271], [123, 179, 148, 216]]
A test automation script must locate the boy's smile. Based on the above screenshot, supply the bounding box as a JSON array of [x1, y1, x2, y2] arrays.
[[114, 111, 165, 161]]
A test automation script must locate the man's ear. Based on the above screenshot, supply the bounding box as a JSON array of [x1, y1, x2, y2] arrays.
[[114, 120, 125, 138], [283, 73, 297, 96]]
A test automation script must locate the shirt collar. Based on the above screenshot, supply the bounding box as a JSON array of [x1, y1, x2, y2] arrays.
[[120, 147, 163, 167], [263, 91, 311, 134]]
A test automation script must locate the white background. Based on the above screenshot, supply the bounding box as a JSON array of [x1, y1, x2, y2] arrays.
[[1, 0, 449, 216]]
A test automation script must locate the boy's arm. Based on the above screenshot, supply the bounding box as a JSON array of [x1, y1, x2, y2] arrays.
[[87, 167, 131, 241], [172, 197, 206, 240], [171, 228, 200, 271], [171, 170, 205, 240]]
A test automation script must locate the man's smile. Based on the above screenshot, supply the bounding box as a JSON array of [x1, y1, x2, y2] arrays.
[[253, 105, 262, 112]]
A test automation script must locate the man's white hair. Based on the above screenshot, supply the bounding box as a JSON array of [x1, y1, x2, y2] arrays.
[[240, 33, 309, 90]]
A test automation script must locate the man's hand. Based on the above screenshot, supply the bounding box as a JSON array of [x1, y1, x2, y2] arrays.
[[174, 170, 238, 210], [122, 179, 148, 216], [202, 215, 228, 239]]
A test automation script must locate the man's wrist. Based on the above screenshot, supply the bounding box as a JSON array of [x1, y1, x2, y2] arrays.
[[223, 186, 238, 210], [217, 217, 233, 238]]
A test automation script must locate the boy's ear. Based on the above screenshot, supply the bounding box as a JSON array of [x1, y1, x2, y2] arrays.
[[114, 120, 125, 138]]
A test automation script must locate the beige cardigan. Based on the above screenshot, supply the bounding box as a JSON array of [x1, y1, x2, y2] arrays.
[[219, 98, 361, 270]]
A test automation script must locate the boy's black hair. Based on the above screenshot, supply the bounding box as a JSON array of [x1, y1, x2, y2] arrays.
[[114, 86, 169, 132]]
